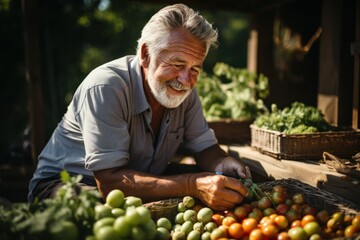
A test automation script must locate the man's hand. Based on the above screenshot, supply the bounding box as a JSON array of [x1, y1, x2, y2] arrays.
[[194, 144, 252, 180], [189, 172, 249, 211], [214, 156, 252, 180]]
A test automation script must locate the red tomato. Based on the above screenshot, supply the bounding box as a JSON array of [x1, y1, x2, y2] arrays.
[[276, 203, 290, 215], [316, 210, 330, 226], [292, 193, 306, 205], [301, 204, 317, 217], [272, 185, 287, 195], [263, 208, 276, 217], [271, 192, 287, 205], [233, 206, 249, 221], [258, 196, 272, 210], [286, 209, 301, 223]]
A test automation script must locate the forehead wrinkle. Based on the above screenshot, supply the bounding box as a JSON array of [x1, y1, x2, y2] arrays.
[[171, 56, 203, 69], [169, 41, 206, 58]]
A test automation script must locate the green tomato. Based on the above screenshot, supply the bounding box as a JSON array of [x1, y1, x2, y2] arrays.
[[95, 204, 113, 220], [52, 220, 79, 240], [184, 209, 197, 223], [135, 206, 151, 225], [157, 217, 172, 231], [197, 207, 213, 224], [113, 216, 131, 238], [93, 217, 115, 235], [156, 227, 170, 240], [187, 230, 201, 240], [111, 208, 125, 217], [95, 226, 120, 240], [125, 207, 142, 226], [106, 189, 124, 208], [131, 225, 146, 240], [183, 196, 195, 208], [123, 196, 142, 209]]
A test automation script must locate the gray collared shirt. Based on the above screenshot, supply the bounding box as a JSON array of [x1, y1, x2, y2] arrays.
[[28, 55, 217, 201]]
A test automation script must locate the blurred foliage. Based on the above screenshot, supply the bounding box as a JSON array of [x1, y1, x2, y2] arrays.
[[0, 0, 249, 157], [197, 62, 269, 121]]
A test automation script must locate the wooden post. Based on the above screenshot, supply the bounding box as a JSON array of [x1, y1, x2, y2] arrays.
[[352, 0, 360, 129], [22, 0, 45, 162]]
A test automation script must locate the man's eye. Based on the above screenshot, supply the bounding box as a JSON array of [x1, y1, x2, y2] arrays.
[[173, 64, 183, 69], [191, 68, 200, 74]]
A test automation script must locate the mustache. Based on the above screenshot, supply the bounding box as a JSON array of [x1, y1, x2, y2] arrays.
[[166, 79, 192, 91]]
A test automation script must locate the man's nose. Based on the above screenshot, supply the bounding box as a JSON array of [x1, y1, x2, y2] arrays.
[[178, 69, 195, 87]]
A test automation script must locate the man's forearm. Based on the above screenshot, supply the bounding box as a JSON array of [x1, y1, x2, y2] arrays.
[[194, 144, 229, 172], [94, 167, 197, 203]]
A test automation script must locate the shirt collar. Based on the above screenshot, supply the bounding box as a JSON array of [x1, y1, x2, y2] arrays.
[[130, 56, 151, 115]]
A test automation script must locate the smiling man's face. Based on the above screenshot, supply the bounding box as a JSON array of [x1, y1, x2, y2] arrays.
[[145, 28, 207, 108]]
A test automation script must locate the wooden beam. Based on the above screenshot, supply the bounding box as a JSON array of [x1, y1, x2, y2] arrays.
[[22, 0, 45, 161], [352, 0, 360, 129]]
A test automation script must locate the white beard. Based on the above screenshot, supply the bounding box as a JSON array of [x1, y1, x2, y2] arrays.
[[147, 61, 192, 109]]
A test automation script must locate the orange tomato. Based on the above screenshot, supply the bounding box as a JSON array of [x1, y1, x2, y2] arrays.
[[290, 220, 302, 228], [249, 228, 265, 240], [261, 223, 279, 239], [228, 222, 245, 239], [212, 213, 224, 226], [222, 216, 237, 227], [242, 218, 259, 234], [274, 215, 289, 230], [301, 214, 316, 227]]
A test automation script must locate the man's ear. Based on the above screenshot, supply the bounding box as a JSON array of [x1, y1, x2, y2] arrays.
[[140, 44, 150, 68]]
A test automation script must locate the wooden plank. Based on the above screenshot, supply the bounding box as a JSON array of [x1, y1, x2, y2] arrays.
[[222, 145, 360, 206]]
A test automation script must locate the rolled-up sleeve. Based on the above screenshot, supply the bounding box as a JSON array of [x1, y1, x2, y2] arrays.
[[76, 75, 130, 171]]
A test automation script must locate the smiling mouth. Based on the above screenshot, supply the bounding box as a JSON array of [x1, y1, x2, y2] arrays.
[[166, 80, 191, 93]]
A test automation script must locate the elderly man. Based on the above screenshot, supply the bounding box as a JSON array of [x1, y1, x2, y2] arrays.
[[28, 3, 251, 211]]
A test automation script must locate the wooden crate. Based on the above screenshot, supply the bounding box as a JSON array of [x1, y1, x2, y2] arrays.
[[208, 119, 252, 145]]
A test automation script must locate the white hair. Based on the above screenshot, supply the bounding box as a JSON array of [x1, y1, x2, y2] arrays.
[[137, 3, 218, 60]]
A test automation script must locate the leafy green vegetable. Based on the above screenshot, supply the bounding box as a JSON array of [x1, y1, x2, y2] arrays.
[[196, 62, 269, 121], [0, 171, 101, 240], [253, 101, 338, 134]]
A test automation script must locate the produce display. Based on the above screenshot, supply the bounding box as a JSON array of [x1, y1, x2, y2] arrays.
[[1, 171, 359, 240], [196, 62, 269, 121], [253, 102, 339, 134]]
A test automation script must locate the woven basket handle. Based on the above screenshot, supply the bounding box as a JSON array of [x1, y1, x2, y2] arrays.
[[323, 152, 360, 180]]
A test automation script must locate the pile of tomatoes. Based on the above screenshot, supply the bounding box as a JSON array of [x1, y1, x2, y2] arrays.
[[175, 184, 360, 240], [89, 184, 360, 240]]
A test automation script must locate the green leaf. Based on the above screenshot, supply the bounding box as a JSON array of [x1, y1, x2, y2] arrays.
[[60, 170, 71, 183]]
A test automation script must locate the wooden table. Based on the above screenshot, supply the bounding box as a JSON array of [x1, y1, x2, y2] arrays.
[[221, 144, 360, 207]]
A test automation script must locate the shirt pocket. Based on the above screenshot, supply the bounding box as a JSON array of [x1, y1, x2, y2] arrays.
[[166, 127, 184, 158]]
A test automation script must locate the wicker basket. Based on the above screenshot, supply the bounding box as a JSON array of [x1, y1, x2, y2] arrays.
[[250, 124, 360, 160], [144, 198, 182, 221], [257, 178, 360, 215], [144, 179, 359, 223]]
